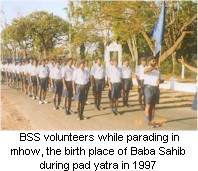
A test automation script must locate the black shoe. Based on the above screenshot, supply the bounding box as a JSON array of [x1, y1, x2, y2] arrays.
[[69, 109, 75, 115], [95, 106, 99, 111], [98, 106, 103, 110], [115, 110, 121, 115], [126, 103, 130, 108]]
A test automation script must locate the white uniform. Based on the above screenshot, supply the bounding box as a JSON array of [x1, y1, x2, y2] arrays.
[[50, 67, 62, 80], [90, 64, 105, 79], [37, 65, 49, 78], [15, 64, 21, 74], [11, 64, 17, 74], [72, 68, 89, 85], [109, 66, 122, 83], [144, 66, 163, 86], [27, 63, 33, 75], [23, 64, 29, 75], [30, 65, 38, 76], [3, 64, 8, 72], [121, 65, 132, 79], [62, 65, 74, 81], [136, 65, 146, 80]]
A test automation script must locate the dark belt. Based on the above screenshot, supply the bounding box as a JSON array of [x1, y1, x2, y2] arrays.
[[39, 77, 47, 80], [123, 78, 131, 80], [77, 84, 87, 88], [54, 79, 62, 82]]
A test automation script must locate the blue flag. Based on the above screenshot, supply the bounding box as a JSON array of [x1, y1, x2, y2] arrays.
[[152, 1, 166, 56]]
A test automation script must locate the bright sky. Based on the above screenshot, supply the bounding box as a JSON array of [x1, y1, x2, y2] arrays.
[[1, 0, 68, 25]]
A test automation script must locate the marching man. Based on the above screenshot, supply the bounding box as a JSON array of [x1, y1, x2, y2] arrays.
[[121, 58, 133, 107], [50, 60, 63, 110], [62, 57, 74, 115], [90, 56, 105, 110], [37, 59, 49, 104], [72, 59, 89, 120], [108, 57, 122, 115], [136, 57, 147, 110], [144, 56, 164, 126]]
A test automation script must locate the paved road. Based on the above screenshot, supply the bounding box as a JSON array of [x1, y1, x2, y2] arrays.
[[1, 85, 197, 130]]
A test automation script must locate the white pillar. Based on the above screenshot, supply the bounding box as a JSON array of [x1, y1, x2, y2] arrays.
[[181, 64, 185, 79]]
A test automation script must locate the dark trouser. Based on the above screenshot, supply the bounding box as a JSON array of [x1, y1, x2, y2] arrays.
[[93, 79, 104, 108], [39, 77, 48, 101], [111, 82, 122, 113], [122, 78, 133, 106], [74, 84, 87, 119], [62, 81, 73, 114], [31, 76, 38, 97], [85, 81, 90, 102], [53, 80, 63, 108], [144, 85, 160, 123]]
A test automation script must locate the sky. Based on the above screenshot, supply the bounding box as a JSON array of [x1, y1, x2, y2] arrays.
[[1, 0, 68, 25]]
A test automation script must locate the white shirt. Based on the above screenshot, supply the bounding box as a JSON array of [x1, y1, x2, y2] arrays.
[[144, 66, 163, 86], [3, 64, 8, 72], [121, 65, 132, 79], [62, 65, 74, 81], [23, 64, 29, 75], [136, 65, 146, 80], [7, 64, 13, 72], [90, 64, 105, 79], [37, 65, 49, 78], [109, 66, 122, 83], [72, 68, 89, 85], [30, 65, 38, 76], [51, 67, 62, 80], [15, 64, 21, 74], [20, 65, 26, 74], [11, 64, 17, 73], [27, 63, 33, 74]]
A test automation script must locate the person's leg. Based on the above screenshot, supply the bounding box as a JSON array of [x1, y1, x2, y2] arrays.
[[115, 99, 120, 115], [145, 104, 151, 125], [39, 89, 43, 103], [122, 89, 126, 106], [53, 94, 57, 109], [150, 103, 156, 122], [94, 90, 98, 110], [64, 97, 68, 114], [57, 94, 62, 109], [97, 91, 102, 110], [139, 94, 143, 109], [125, 89, 130, 107], [68, 97, 74, 114], [77, 101, 81, 119], [43, 90, 47, 102]]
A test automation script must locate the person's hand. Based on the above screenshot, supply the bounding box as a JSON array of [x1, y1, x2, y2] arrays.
[[178, 56, 185, 64], [156, 79, 160, 85], [109, 85, 112, 91], [64, 86, 67, 90]]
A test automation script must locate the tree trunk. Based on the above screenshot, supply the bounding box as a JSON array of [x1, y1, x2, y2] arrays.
[[141, 31, 155, 55], [132, 35, 138, 65], [127, 39, 135, 61], [159, 31, 191, 63]]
